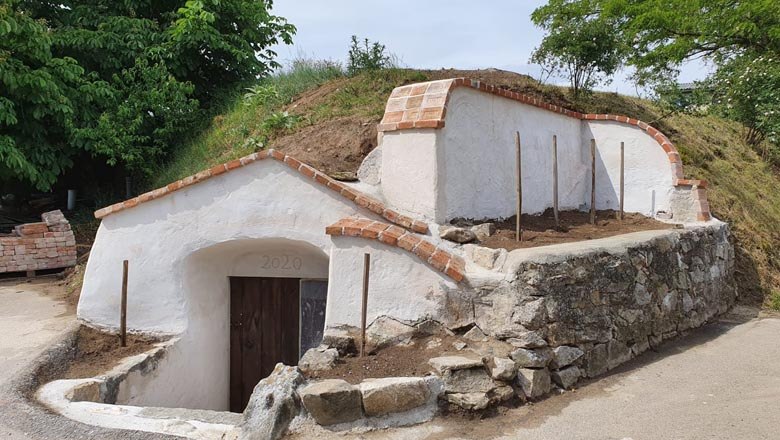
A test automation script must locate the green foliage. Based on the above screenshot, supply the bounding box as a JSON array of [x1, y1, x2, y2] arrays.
[[558, 0, 780, 84], [0, 0, 108, 190], [74, 58, 200, 176], [261, 111, 298, 132], [531, 0, 624, 97], [712, 54, 780, 157], [243, 84, 280, 106], [151, 57, 345, 187], [0, 0, 295, 191], [769, 291, 780, 311], [347, 36, 391, 76]]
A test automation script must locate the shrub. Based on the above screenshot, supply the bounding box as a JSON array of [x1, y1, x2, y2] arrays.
[[347, 36, 391, 76]]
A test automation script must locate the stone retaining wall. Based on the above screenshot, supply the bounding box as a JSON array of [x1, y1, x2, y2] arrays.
[[0, 210, 77, 273], [472, 222, 737, 380]]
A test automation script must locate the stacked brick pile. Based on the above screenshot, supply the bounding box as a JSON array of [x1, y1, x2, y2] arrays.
[[0, 210, 77, 274]]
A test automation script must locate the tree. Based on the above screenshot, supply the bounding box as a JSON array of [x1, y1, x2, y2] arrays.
[[531, 0, 624, 97], [712, 54, 780, 152], [1, 0, 295, 190], [0, 1, 109, 190], [559, 0, 780, 84]]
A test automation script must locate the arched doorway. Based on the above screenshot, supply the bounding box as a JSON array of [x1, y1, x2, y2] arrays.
[[183, 238, 330, 412]]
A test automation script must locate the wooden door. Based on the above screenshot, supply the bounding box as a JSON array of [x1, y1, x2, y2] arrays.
[[229, 277, 300, 413]]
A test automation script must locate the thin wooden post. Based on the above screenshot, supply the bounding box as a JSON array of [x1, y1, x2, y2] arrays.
[[590, 139, 597, 224], [552, 135, 560, 228], [120, 260, 128, 348], [619, 141, 625, 221], [360, 253, 370, 357], [515, 131, 523, 241]]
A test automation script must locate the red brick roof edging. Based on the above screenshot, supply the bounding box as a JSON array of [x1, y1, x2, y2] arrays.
[[94, 150, 430, 233], [378, 77, 711, 221], [325, 217, 466, 282]]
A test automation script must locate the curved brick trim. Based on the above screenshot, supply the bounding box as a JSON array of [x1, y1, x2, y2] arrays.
[[94, 150, 429, 233], [379, 77, 712, 221], [326, 217, 466, 282]]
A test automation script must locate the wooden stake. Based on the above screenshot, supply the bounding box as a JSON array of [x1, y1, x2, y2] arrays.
[[619, 142, 625, 221], [552, 135, 560, 228], [515, 131, 523, 241], [590, 139, 597, 225], [360, 253, 370, 357], [120, 260, 128, 348]]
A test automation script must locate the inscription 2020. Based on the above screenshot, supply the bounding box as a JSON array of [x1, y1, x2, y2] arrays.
[[261, 255, 303, 271]]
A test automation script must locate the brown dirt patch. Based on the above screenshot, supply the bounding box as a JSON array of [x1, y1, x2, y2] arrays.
[[272, 116, 377, 179], [61, 326, 160, 379], [477, 209, 675, 251], [306, 334, 512, 385]]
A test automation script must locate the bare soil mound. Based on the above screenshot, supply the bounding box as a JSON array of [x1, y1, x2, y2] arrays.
[[62, 326, 160, 379], [475, 209, 675, 251]]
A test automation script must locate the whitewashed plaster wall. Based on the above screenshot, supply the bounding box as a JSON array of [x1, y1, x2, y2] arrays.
[[583, 120, 674, 215], [441, 87, 586, 220], [380, 130, 442, 220], [114, 239, 330, 412], [78, 160, 368, 410], [325, 236, 458, 328], [380, 87, 676, 221]]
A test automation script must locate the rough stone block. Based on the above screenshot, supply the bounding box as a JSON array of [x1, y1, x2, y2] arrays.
[[366, 316, 416, 350], [298, 347, 338, 374], [359, 377, 430, 417], [485, 357, 516, 381], [442, 367, 495, 394], [551, 366, 582, 389], [299, 379, 362, 426], [584, 343, 608, 377], [511, 348, 551, 368], [513, 298, 546, 329], [445, 392, 490, 411], [470, 223, 496, 242], [322, 327, 356, 356], [550, 346, 584, 369], [239, 364, 304, 440], [428, 356, 483, 374], [516, 368, 551, 399], [506, 331, 547, 349], [439, 226, 477, 244]]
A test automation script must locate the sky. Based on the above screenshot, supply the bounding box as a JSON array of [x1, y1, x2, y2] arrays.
[[271, 0, 711, 96]]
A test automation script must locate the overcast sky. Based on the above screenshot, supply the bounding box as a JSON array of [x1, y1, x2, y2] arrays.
[[271, 0, 711, 96]]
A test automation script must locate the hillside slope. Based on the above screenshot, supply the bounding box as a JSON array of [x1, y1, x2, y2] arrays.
[[152, 68, 780, 307]]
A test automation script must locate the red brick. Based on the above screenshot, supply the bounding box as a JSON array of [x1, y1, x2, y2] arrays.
[[397, 233, 421, 252], [414, 120, 444, 129], [385, 98, 407, 113], [343, 223, 362, 237], [420, 107, 445, 121], [225, 159, 242, 170], [382, 111, 405, 123], [445, 261, 465, 282], [210, 164, 227, 176], [270, 150, 285, 161], [410, 84, 429, 96], [390, 86, 412, 98], [378, 226, 405, 246], [340, 187, 359, 201], [377, 123, 399, 132], [402, 109, 421, 122], [314, 173, 330, 186], [299, 165, 316, 178], [406, 95, 424, 110], [411, 220, 429, 234], [363, 222, 390, 239], [354, 196, 371, 209], [413, 240, 436, 261], [284, 156, 302, 171], [397, 121, 415, 130]]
